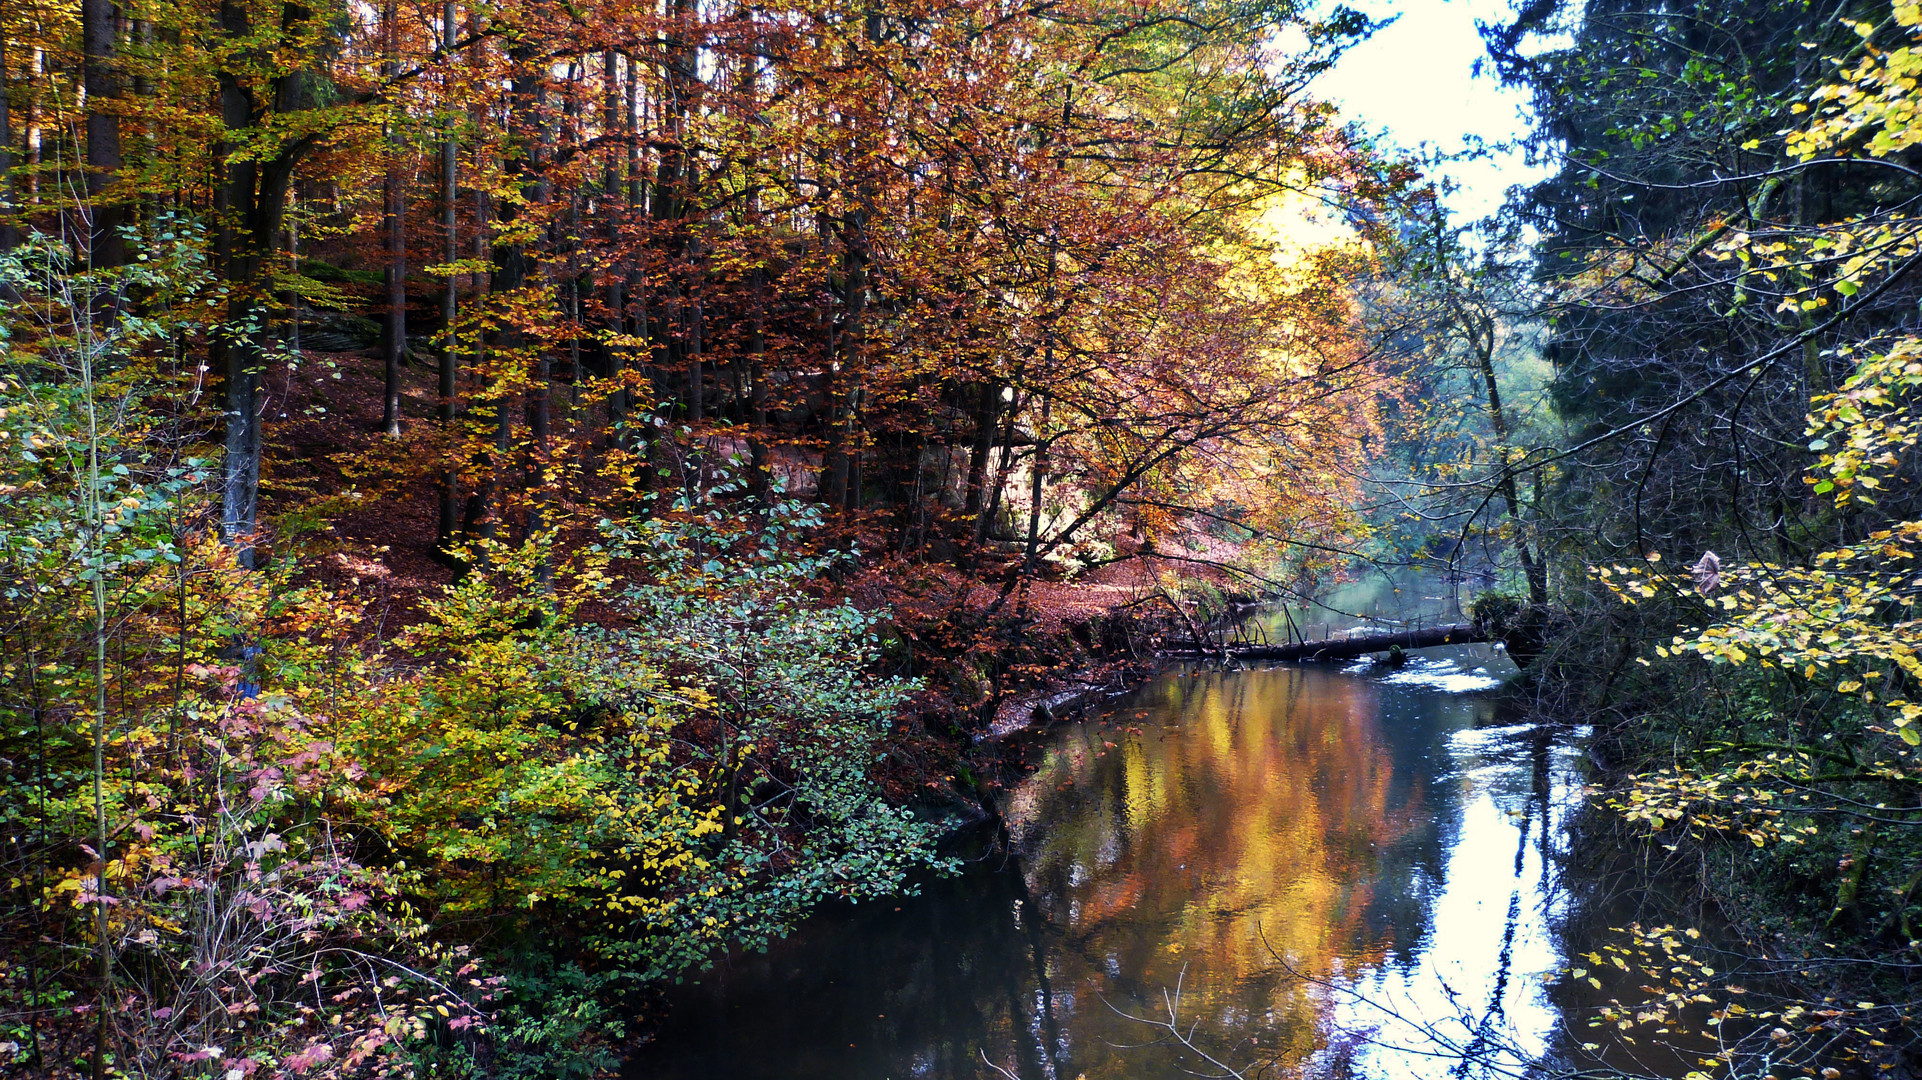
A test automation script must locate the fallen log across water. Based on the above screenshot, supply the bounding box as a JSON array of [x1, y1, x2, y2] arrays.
[[1163, 622, 1490, 663]]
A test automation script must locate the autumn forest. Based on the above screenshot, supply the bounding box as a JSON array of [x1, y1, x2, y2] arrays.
[[5, 0, 1922, 1075]]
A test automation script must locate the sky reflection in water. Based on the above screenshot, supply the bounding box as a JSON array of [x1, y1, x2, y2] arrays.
[[634, 647, 1591, 1080]]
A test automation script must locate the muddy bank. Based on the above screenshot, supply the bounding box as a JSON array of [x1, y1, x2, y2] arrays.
[[882, 598, 1180, 838]]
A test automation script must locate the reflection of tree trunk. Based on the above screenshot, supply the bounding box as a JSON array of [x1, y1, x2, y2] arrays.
[[998, 967, 1045, 1080], [1532, 724, 1554, 867], [1018, 872, 1063, 1079], [1449, 815, 1531, 1066]]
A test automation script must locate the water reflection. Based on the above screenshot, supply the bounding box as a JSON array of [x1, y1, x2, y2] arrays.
[[632, 650, 1590, 1080]]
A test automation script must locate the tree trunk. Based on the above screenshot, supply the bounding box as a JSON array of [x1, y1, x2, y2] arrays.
[[745, 236, 770, 500], [817, 299, 844, 506], [601, 50, 628, 448], [130, 17, 156, 225], [977, 390, 1020, 546], [961, 382, 998, 525], [22, 48, 40, 216], [0, 32, 17, 251], [380, 0, 406, 436], [285, 211, 300, 357], [686, 295, 703, 423], [1022, 395, 1051, 581], [463, 51, 536, 542], [82, 0, 125, 269], [1469, 307, 1547, 607], [655, 0, 695, 458], [215, 3, 259, 564], [436, 0, 460, 550], [1018, 241, 1058, 611], [625, 55, 650, 444], [214, 26, 304, 568], [831, 209, 868, 512]]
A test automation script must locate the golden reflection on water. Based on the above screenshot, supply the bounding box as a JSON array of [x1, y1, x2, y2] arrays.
[[634, 651, 1585, 1080], [998, 665, 1494, 1079]]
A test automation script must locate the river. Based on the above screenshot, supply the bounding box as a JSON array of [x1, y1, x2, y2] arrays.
[[624, 627, 1685, 1079]]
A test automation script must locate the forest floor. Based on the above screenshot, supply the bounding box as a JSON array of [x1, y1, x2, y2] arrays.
[[253, 343, 1194, 811]]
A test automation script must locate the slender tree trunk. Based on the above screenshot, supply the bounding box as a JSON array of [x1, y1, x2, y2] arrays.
[[736, 48, 768, 497], [810, 295, 840, 492], [848, 381, 865, 512], [655, 0, 695, 462], [24, 48, 41, 214], [215, 11, 260, 564], [1020, 241, 1058, 608], [0, 32, 18, 251], [960, 382, 998, 537], [601, 50, 627, 448], [436, 0, 460, 550], [686, 293, 703, 424], [130, 17, 156, 225], [625, 55, 649, 443], [79, 307, 113, 1080], [747, 266, 770, 502], [214, 12, 305, 567], [525, 74, 559, 541], [977, 389, 1020, 546], [465, 46, 536, 541], [1022, 395, 1051, 581], [470, 113, 488, 369], [836, 216, 868, 512], [818, 231, 862, 508], [285, 208, 300, 355], [1469, 311, 1547, 607], [380, 0, 406, 436]]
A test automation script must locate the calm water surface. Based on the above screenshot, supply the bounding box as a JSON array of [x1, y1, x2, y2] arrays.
[[631, 647, 1613, 1079]]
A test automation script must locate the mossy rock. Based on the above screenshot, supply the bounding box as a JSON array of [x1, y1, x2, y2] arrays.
[[297, 259, 383, 286], [301, 313, 382, 352], [873, 621, 913, 663]]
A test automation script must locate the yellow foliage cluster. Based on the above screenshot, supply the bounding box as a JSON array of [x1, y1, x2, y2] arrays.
[[1609, 763, 1820, 848], [1788, 3, 1922, 162]]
